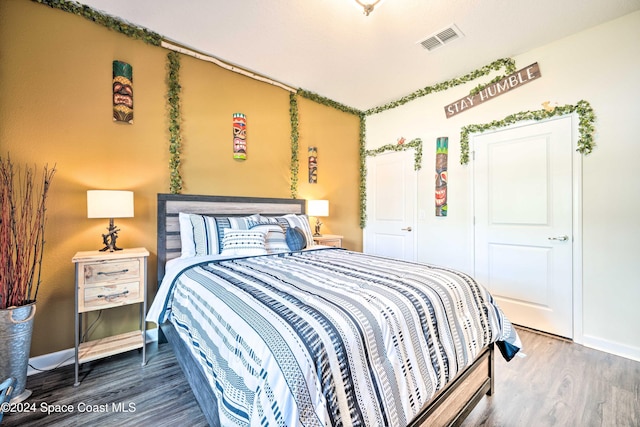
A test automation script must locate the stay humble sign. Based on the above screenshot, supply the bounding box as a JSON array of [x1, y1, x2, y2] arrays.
[[444, 63, 541, 118]]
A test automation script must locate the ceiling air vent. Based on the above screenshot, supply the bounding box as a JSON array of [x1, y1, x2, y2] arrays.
[[418, 24, 464, 52]]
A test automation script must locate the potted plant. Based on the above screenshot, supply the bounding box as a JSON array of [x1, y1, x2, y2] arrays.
[[0, 155, 55, 403]]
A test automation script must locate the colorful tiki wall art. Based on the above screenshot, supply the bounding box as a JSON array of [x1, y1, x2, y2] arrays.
[[112, 60, 133, 123], [233, 113, 247, 160], [435, 137, 448, 216], [308, 146, 318, 183]]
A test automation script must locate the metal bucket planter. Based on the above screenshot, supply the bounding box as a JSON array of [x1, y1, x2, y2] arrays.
[[0, 302, 36, 403]]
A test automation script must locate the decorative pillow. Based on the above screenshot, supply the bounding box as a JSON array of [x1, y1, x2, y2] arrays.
[[238, 214, 313, 248], [249, 222, 289, 254], [187, 214, 256, 256], [281, 214, 315, 247], [285, 226, 307, 251], [220, 229, 267, 257]]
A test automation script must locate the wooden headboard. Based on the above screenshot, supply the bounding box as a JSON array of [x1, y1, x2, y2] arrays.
[[157, 193, 306, 284]]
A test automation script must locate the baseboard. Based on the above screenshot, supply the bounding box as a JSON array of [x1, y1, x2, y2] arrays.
[[582, 334, 640, 363], [27, 329, 158, 376]]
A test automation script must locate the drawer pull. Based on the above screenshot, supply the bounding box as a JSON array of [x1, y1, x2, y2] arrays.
[[97, 290, 129, 302], [97, 269, 129, 276]]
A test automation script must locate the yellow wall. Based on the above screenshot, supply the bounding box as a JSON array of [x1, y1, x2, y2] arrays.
[[0, 0, 362, 357]]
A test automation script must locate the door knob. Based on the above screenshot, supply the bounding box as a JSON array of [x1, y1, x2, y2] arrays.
[[548, 235, 569, 241], [401, 226, 412, 232]]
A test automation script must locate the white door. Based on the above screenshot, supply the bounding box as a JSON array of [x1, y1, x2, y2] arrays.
[[364, 150, 416, 261], [473, 117, 573, 338]]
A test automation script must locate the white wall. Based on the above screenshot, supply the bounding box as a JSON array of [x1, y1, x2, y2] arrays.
[[365, 11, 640, 360]]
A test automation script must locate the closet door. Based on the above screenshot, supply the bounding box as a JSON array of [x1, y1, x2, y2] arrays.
[[364, 150, 416, 261], [473, 117, 573, 338]]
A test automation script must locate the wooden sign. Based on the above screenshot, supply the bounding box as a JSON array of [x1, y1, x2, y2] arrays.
[[444, 62, 541, 118]]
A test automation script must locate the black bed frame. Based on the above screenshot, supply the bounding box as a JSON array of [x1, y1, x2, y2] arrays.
[[156, 193, 494, 426]]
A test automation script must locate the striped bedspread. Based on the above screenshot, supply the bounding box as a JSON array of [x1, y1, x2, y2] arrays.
[[148, 248, 521, 427]]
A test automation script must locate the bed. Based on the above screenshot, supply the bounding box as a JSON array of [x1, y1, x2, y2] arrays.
[[148, 193, 521, 426]]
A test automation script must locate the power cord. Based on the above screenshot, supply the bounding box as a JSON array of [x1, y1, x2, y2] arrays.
[[28, 311, 103, 372]]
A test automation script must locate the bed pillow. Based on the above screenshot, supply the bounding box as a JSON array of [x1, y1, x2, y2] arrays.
[[285, 226, 307, 251], [188, 214, 221, 256], [178, 212, 196, 258], [249, 222, 289, 254], [250, 214, 314, 248], [220, 229, 267, 257], [280, 214, 315, 247], [186, 214, 256, 256]]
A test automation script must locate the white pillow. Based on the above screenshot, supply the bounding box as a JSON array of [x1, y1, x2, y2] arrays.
[[250, 223, 289, 254], [179, 212, 196, 258], [220, 229, 268, 257]]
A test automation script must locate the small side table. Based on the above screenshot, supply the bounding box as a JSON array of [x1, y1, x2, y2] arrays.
[[313, 234, 343, 248], [72, 247, 149, 386]]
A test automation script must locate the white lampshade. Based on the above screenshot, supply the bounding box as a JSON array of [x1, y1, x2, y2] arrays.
[[87, 190, 134, 219], [307, 199, 329, 217]]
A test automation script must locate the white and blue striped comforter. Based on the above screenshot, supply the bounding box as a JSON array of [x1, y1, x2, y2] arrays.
[[147, 248, 521, 427]]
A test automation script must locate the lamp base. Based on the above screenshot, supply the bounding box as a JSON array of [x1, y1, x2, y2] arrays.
[[313, 218, 323, 237], [99, 245, 123, 252], [99, 219, 123, 252]]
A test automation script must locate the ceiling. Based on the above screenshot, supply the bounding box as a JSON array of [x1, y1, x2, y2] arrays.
[[77, 0, 640, 111]]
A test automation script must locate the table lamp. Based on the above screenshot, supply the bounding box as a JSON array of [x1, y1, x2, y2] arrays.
[[307, 199, 329, 236], [87, 190, 134, 252]]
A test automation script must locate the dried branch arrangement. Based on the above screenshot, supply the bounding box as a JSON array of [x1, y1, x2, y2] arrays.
[[0, 156, 56, 309]]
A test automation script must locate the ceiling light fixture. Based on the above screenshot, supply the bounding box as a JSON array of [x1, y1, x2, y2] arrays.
[[355, 0, 383, 16]]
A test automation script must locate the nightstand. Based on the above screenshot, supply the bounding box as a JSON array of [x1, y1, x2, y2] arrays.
[[72, 247, 149, 386], [313, 234, 343, 248]]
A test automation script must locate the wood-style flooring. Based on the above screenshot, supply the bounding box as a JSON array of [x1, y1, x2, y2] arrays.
[[3, 327, 639, 426]]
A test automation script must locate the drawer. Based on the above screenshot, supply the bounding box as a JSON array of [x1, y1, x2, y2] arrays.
[[84, 259, 141, 285], [81, 281, 142, 311], [321, 239, 341, 248]]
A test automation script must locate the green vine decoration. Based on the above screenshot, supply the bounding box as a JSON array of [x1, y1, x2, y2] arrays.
[[33, 0, 162, 46], [296, 89, 363, 116], [365, 58, 516, 116], [358, 114, 367, 228], [167, 52, 183, 194], [33, 0, 596, 227], [365, 139, 424, 170], [289, 93, 300, 198], [360, 138, 423, 227], [460, 100, 596, 164], [469, 60, 517, 96]]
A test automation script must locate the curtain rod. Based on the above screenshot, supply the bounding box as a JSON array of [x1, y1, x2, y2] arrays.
[[161, 40, 297, 93]]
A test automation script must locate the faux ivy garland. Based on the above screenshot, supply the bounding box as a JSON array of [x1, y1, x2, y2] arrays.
[[296, 89, 363, 117], [289, 93, 300, 198], [33, 0, 162, 46], [167, 52, 183, 194], [459, 100, 596, 164], [365, 139, 424, 170], [365, 58, 516, 116], [358, 114, 367, 227], [39, 0, 597, 226], [361, 138, 423, 226], [290, 90, 365, 203]]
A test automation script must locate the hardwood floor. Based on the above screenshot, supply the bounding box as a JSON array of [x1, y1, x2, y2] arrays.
[[3, 327, 639, 426], [462, 328, 640, 427], [2, 343, 207, 426]]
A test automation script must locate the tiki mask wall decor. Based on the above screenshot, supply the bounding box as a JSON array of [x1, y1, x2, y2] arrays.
[[308, 146, 318, 183], [112, 60, 133, 123], [435, 137, 448, 216], [233, 113, 247, 160]]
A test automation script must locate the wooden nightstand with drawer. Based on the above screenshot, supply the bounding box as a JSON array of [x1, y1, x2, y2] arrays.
[[72, 247, 149, 386], [312, 234, 343, 248]]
